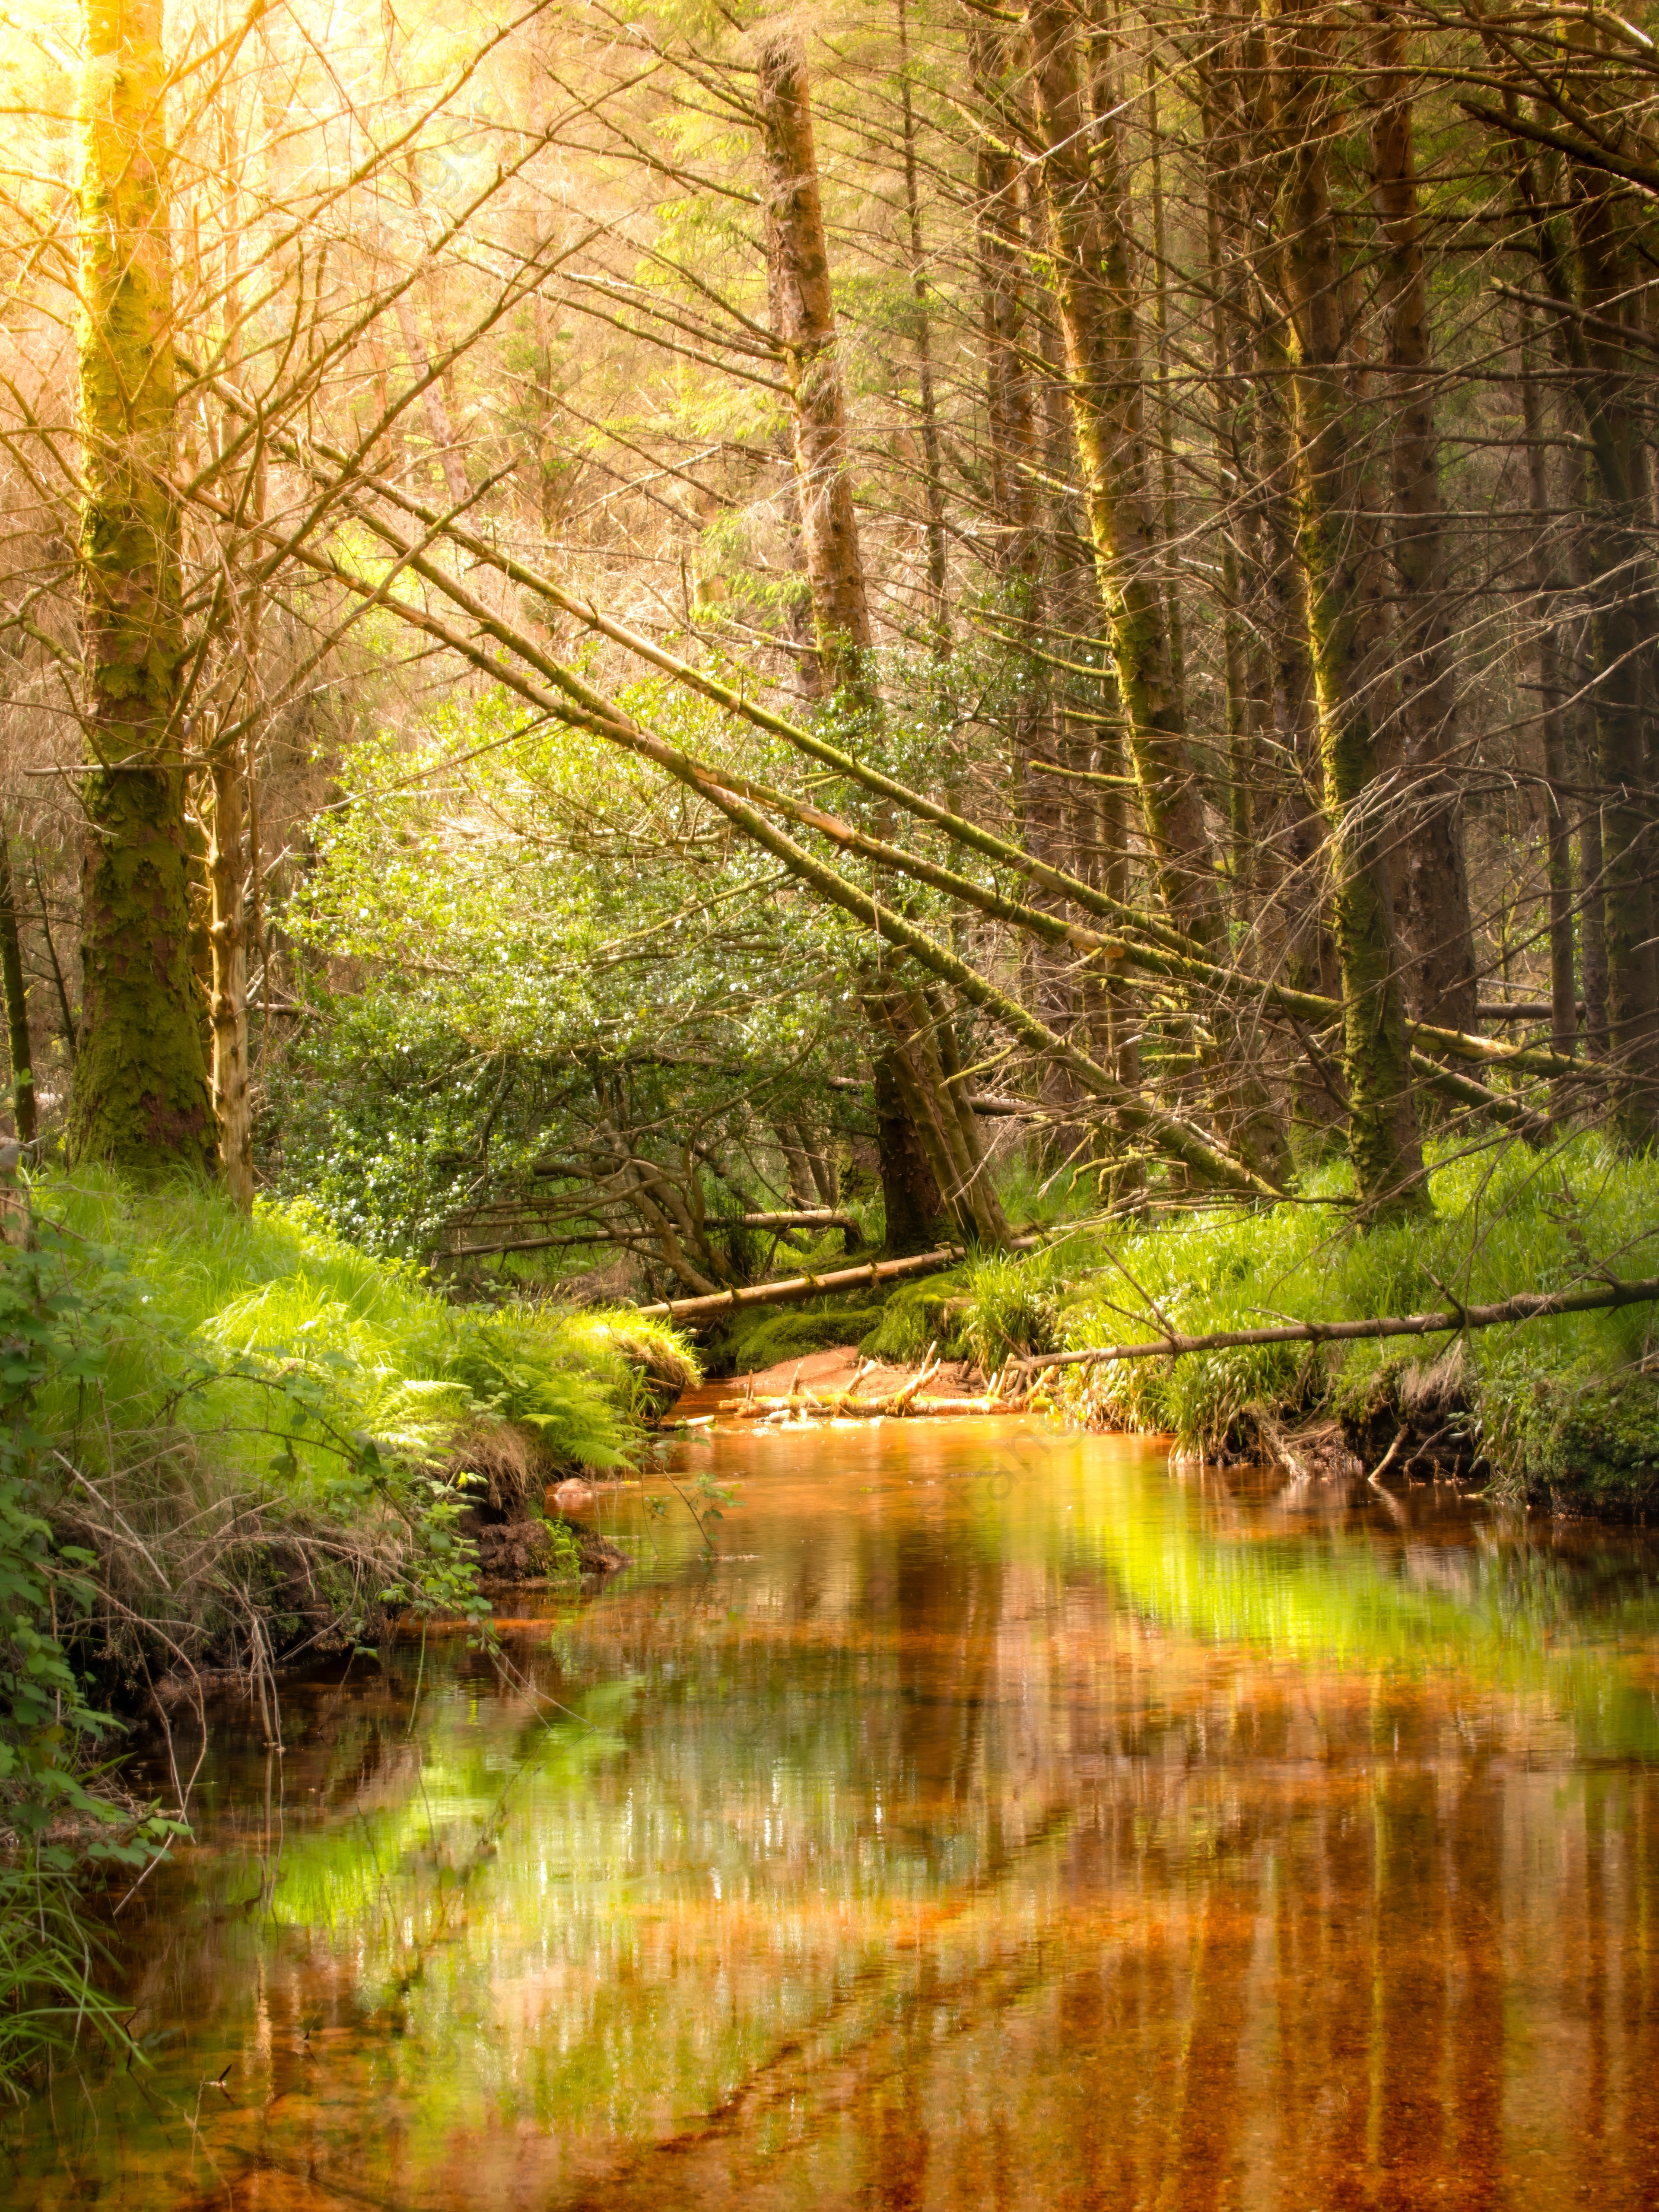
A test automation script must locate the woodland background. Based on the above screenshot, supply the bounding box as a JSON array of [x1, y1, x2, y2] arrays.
[[2, 0, 1656, 1292]]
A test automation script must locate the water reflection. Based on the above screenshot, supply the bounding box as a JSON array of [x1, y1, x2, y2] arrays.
[[9, 1418, 1659, 2209]]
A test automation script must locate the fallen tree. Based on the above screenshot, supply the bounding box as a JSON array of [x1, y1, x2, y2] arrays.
[[1010, 1272, 1659, 1372], [631, 1245, 966, 1321]]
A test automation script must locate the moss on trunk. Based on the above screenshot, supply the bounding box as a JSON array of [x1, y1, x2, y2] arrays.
[[1273, 0, 1425, 1214], [67, 0, 213, 1177]]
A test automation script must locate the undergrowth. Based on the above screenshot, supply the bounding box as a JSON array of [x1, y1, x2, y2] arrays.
[[948, 1137, 1659, 1506], [0, 1170, 696, 2094]]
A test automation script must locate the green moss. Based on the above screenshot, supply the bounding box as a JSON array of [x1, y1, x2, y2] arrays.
[[1481, 1361, 1659, 1516], [857, 1272, 970, 1364], [706, 1294, 884, 1376]]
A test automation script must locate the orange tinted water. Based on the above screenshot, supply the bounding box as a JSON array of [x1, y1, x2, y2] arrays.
[[10, 1417, 1659, 2209]]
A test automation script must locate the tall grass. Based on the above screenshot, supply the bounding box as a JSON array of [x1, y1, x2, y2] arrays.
[[950, 1136, 1659, 1503]]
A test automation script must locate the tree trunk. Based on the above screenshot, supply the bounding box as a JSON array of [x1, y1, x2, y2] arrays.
[[969, 26, 1061, 869], [393, 286, 470, 515], [207, 744, 253, 1210], [1026, 0, 1209, 936], [1517, 314, 1579, 1069], [1027, 0, 1289, 1189], [1233, 0, 1326, 969], [1366, 9, 1478, 1033], [755, 28, 873, 708], [896, 0, 949, 657], [1273, 2, 1424, 1213], [0, 831, 35, 1144], [1562, 439, 1612, 1062], [758, 28, 993, 1224], [68, 0, 215, 1176], [873, 1043, 944, 1253], [1568, 165, 1659, 1140], [1144, 63, 1188, 721], [1201, 88, 1259, 929]]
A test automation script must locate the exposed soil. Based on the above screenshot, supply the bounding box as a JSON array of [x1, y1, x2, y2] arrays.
[[466, 1509, 630, 1581], [675, 1344, 986, 1418]]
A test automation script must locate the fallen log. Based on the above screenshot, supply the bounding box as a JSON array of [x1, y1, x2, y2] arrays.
[[721, 1210, 861, 1233], [1010, 1271, 1659, 1373], [715, 1390, 1028, 1421], [632, 1246, 964, 1322], [632, 1234, 1046, 1323]]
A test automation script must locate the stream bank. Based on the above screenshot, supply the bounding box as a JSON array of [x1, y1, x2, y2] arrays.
[[683, 1138, 1659, 1519]]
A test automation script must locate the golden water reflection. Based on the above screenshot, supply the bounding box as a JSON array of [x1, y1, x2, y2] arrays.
[[10, 1417, 1659, 2209]]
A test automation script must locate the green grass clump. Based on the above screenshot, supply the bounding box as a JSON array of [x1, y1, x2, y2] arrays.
[[4, 1172, 699, 1697], [34, 1173, 694, 1484], [947, 1137, 1659, 1500]]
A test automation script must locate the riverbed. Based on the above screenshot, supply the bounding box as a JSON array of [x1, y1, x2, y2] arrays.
[[9, 1414, 1659, 2208]]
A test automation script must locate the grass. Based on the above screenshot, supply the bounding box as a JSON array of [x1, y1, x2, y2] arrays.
[[939, 1135, 1659, 1510], [0, 1170, 699, 2096]]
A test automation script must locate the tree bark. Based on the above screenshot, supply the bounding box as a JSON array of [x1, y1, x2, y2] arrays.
[[1567, 164, 1659, 1139], [873, 1043, 945, 1252], [755, 27, 873, 707], [0, 831, 36, 1144], [1516, 314, 1580, 1068], [1365, 9, 1478, 1033], [1027, 0, 1289, 1187], [68, 0, 215, 1176], [969, 26, 1061, 865], [207, 741, 252, 1210], [1026, 0, 1209, 936], [1562, 440, 1612, 1062], [1272, 0, 1425, 1213], [896, 0, 949, 656]]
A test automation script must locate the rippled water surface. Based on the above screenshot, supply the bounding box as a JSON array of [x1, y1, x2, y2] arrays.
[[11, 1414, 1659, 2209]]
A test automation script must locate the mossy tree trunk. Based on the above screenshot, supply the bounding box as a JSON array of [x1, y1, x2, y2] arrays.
[[1365, 7, 1478, 1034], [1027, 0, 1290, 1189], [0, 830, 36, 1144], [755, 27, 996, 1240], [755, 27, 873, 712], [1025, 0, 1207, 934], [68, 0, 214, 1176], [896, 0, 949, 659], [1272, 0, 1425, 1214], [969, 24, 1060, 868]]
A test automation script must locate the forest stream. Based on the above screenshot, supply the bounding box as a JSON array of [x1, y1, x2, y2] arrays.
[[9, 1414, 1659, 2211]]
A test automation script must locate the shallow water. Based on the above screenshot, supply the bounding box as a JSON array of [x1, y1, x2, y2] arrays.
[[10, 1416, 1659, 2210]]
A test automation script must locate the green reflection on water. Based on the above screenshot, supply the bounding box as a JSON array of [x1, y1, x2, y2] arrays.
[[7, 1420, 1659, 2212]]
